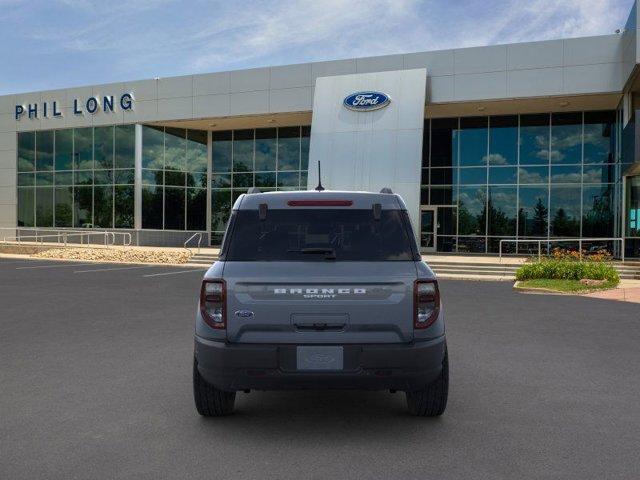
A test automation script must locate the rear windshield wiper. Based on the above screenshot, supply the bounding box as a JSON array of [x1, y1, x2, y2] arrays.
[[288, 247, 337, 260]]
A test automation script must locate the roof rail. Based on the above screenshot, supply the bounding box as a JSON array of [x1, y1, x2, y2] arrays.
[[380, 187, 393, 194], [247, 187, 262, 194]]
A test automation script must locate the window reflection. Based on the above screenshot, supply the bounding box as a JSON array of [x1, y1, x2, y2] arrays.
[[520, 114, 549, 166]]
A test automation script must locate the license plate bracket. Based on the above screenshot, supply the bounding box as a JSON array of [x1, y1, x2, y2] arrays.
[[296, 346, 344, 371]]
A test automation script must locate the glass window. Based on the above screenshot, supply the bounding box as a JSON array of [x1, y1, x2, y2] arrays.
[[431, 118, 457, 167], [457, 186, 486, 236], [187, 171, 207, 188], [550, 113, 582, 164], [142, 169, 163, 186], [488, 167, 517, 184], [17, 188, 34, 227], [165, 128, 186, 171], [255, 128, 277, 171], [301, 126, 310, 172], [277, 127, 300, 171], [518, 186, 548, 236], [115, 124, 135, 169], [164, 187, 185, 230], [94, 169, 113, 185], [35, 172, 53, 186], [458, 117, 487, 166], [519, 166, 548, 184], [94, 126, 114, 170], [626, 176, 640, 237], [550, 165, 581, 183], [18, 172, 34, 187], [255, 172, 276, 188], [54, 129, 73, 170], [582, 184, 614, 237], [520, 114, 549, 165], [277, 171, 300, 188], [459, 167, 486, 185], [488, 186, 517, 236], [233, 129, 253, 172], [114, 185, 134, 228], [211, 189, 232, 231], [74, 185, 92, 227], [35, 186, 54, 227], [114, 169, 134, 185], [93, 186, 113, 228], [488, 116, 517, 166], [583, 164, 615, 184], [187, 188, 207, 230], [54, 186, 73, 228], [186, 130, 207, 173], [224, 210, 416, 262], [164, 170, 185, 187], [142, 186, 163, 229], [18, 132, 35, 172], [233, 172, 253, 188], [430, 168, 454, 185], [437, 207, 457, 236], [430, 186, 455, 205], [212, 174, 231, 188], [35, 130, 54, 171], [550, 185, 581, 237], [212, 131, 232, 172], [142, 126, 164, 169], [584, 111, 615, 164], [74, 128, 93, 170]]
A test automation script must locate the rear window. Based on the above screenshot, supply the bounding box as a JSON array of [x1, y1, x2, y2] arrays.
[[223, 209, 417, 261]]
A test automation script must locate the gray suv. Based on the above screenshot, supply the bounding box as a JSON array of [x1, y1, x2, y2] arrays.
[[193, 189, 448, 416]]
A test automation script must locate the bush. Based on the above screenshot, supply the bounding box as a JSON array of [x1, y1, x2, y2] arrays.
[[516, 259, 619, 283]]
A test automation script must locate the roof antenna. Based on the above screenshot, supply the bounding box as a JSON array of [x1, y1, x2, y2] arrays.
[[315, 161, 325, 191]]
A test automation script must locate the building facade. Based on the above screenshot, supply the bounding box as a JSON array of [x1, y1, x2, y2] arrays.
[[2, 3, 640, 257]]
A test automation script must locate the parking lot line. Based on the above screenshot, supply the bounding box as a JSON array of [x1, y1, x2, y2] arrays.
[[74, 265, 161, 273], [143, 269, 206, 277], [16, 262, 96, 270]]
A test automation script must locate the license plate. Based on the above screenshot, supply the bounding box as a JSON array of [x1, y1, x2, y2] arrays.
[[296, 346, 343, 371]]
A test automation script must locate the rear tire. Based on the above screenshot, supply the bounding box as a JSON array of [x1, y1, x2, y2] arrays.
[[193, 359, 236, 416], [406, 347, 448, 417]]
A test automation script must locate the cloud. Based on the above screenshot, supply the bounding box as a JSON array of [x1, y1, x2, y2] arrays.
[[0, 0, 634, 93]]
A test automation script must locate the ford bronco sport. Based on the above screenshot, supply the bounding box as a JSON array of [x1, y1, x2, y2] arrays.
[[193, 189, 448, 416]]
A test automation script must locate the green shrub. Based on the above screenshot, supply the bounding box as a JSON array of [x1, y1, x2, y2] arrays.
[[515, 259, 619, 283]]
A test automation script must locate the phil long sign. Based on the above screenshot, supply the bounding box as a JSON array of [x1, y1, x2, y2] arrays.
[[343, 91, 390, 111], [15, 93, 134, 120]]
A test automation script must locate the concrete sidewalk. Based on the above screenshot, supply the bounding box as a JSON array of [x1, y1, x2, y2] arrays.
[[583, 280, 640, 304]]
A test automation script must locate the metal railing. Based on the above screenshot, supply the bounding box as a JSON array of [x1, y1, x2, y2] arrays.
[[499, 238, 625, 262], [1, 229, 132, 248], [183, 232, 203, 254]]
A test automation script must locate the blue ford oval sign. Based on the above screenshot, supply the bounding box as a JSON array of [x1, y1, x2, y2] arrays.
[[343, 91, 390, 111]]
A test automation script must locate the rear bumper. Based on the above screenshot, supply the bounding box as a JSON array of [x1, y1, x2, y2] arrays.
[[194, 335, 446, 392]]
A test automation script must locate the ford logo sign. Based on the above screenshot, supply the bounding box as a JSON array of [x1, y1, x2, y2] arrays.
[[343, 91, 390, 111], [234, 310, 254, 318]]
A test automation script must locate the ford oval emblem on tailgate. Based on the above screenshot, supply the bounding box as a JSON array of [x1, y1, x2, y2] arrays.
[[234, 310, 254, 318]]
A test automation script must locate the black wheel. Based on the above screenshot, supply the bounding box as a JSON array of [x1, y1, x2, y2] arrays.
[[406, 347, 448, 417], [193, 358, 236, 416]]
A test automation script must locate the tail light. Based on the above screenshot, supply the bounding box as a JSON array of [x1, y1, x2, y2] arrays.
[[200, 279, 226, 329], [414, 280, 440, 329]]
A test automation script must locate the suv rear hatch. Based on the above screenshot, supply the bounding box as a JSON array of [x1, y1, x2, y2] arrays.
[[221, 204, 419, 344]]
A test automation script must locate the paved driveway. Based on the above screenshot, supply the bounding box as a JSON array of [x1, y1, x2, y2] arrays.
[[1, 258, 639, 479]]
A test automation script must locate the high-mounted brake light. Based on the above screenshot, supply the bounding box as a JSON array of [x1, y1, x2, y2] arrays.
[[414, 280, 440, 329], [200, 279, 226, 329], [287, 200, 353, 207]]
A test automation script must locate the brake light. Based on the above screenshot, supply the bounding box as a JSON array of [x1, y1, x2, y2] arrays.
[[287, 200, 353, 206], [414, 280, 440, 329], [200, 279, 226, 329]]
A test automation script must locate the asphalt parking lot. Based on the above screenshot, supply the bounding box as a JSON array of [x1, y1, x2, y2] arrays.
[[1, 258, 639, 480]]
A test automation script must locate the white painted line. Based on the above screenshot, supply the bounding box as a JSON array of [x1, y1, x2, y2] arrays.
[[16, 262, 97, 270], [74, 265, 162, 273], [143, 269, 206, 277]]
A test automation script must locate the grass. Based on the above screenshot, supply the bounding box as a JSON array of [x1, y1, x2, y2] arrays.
[[515, 278, 619, 293]]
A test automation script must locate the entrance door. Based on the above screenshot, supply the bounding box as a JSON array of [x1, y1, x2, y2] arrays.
[[420, 207, 437, 252]]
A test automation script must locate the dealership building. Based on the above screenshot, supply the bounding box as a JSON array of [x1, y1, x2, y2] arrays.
[[2, 5, 640, 256]]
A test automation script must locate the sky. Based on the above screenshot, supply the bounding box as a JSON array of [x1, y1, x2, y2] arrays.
[[0, 0, 636, 95]]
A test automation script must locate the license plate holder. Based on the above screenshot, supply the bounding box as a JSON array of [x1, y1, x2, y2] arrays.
[[296, 346, 344, 371]]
